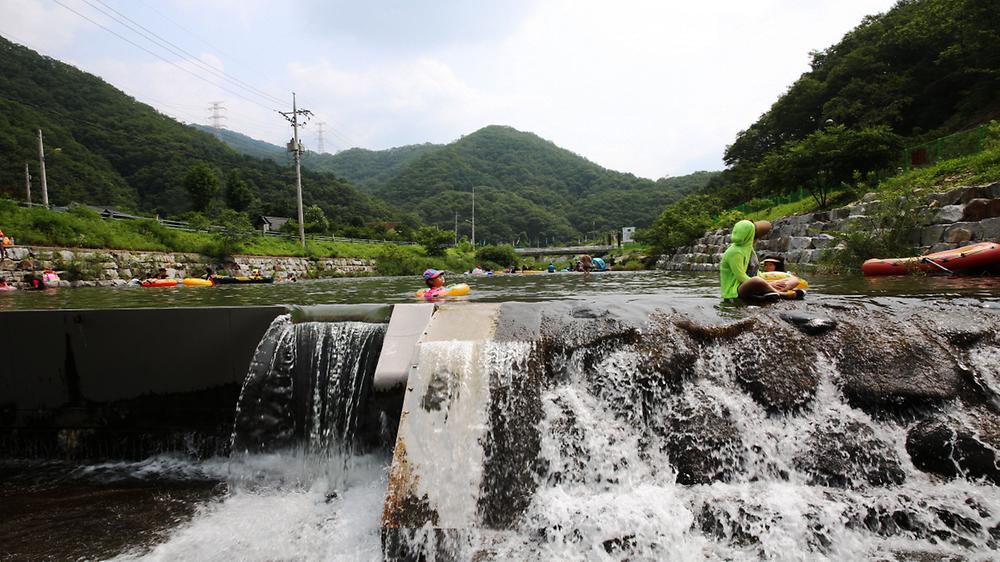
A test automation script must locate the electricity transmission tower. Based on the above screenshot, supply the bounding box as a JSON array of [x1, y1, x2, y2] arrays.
[[316, 121, 326, 154], [279, 93, 313, 248], [207, 101, 227, 130]]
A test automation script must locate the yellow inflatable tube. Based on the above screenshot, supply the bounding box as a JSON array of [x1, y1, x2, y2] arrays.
[[759, 271, 809, 289], [182, 278, 214, 287], [415, 283, 471, 298]]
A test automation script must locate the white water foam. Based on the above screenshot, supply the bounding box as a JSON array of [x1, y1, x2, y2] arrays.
[[485, 338, 1000, 561], [112, 451, 389, 562]]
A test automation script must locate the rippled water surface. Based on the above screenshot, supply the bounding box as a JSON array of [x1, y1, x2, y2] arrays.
[[1, 270, 999, 310]]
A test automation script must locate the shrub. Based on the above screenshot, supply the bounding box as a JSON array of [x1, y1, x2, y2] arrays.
[[820, 195, 922, 272], [474, 244, 517, 267]]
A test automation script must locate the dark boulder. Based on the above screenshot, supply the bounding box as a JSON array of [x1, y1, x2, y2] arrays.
[[729, 323, 819, 413], [795, 418, 905, 488], [832, 317, 962, 412], [663, 387, 745, 485], [906, 406, 1000, 485], [779, 311, 837, 336]]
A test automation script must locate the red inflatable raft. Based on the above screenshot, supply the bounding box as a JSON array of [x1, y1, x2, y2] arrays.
[[862, 242, 1000, 276]]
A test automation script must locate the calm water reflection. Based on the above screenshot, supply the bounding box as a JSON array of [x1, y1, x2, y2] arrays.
[[0, 270, 998, 311]]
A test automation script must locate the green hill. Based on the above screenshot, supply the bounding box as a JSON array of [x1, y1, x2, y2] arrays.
[[0, 36, 392, 232], [190, 124, 286, 164], [302, 144, 443, 192], [377, 125, 715, 243]]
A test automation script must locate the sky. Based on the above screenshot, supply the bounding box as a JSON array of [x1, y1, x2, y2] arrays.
[[0, 0, 899, 179]]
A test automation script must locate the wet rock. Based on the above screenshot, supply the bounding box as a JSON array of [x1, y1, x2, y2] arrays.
[[695, 500, 772, 546], [906, 406, 1000, 485], [918, 313, 997, 348], [833, 318, 962, 412], [637, 316, 699, 390], [779, 311, 837, 336], [729, 327, 819, 412], [795, 419, 905, 488], [663, 387, 744, 484]]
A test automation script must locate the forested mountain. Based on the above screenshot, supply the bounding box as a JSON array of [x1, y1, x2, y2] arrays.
[[721, 0, 1000, 199], [302, 144, 443, 192], [194, 124, 443, 194], [191, 124, 286, 164], [376, 126, 715, 243], [203, 122, 718, 243], [0, 36, 392, 231]]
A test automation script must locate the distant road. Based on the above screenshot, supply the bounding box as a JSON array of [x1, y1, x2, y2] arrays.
[[514, 245, 614, 256]]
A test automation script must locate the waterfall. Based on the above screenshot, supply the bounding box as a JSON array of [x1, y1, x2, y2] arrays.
[[231, 316, 388, 456], [388, 304, 1000, 561]]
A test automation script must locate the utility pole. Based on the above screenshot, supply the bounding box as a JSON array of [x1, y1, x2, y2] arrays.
[[279, 93, 313, 248], [24, 163, 31, 205], [316, 121, 326, 154], [471, 186, 476, 246], [207, 101, 227, 130], [37, 129, 49, 208]]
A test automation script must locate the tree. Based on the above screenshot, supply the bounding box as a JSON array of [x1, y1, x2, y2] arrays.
[[414, 226, 453, 257], [224, 170, 255, 212], [752, 124, 902, 207], [304, 204, 330, 234], [215, 208, 254, 257], [638, 195, 725, 253], [183, 163, 219, 212]]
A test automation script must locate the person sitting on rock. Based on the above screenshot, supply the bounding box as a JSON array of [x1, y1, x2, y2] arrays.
[[760, 256, 802, 292], [721, 220, 803, 301]]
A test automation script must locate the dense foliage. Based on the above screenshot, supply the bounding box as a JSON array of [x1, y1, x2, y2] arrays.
[[724, 0, 1000, 196], [376, 126, 716, 243], [0, 37, 394, 233]]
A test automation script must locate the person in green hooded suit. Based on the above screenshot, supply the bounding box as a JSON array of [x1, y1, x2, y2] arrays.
[[720, 219, 803, 301]]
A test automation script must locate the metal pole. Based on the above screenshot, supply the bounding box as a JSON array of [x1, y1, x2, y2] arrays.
[[24, 162, 31, 205], [37, 129, 49, 208], [293, 93, 305, 249], [471, 186, 476, 246]]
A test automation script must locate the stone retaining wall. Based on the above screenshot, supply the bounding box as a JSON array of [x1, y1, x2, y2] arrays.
[[0, 246, 376, 288], [656, 182, 1000, 271]]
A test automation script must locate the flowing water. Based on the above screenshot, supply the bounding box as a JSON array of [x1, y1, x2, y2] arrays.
[[3, 272, 1000, 561], [1, 270, 999, 310]]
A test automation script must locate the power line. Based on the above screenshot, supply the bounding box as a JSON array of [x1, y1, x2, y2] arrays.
[[51, 0, 282, 113], [86, 0, 286, 106]]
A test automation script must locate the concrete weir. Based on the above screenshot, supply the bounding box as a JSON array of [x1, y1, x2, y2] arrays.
[[0, 306, 285, 458]]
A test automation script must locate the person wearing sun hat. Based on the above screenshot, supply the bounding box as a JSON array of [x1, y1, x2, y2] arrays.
[[421, 268, 447, 298]]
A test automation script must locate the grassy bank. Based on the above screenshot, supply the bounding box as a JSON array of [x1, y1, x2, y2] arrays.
[[0, 198, 497, 277]]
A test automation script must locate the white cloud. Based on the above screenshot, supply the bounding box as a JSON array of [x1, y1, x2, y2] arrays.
[[287, 56, 523, 150], [0, 0, 88, 51]]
